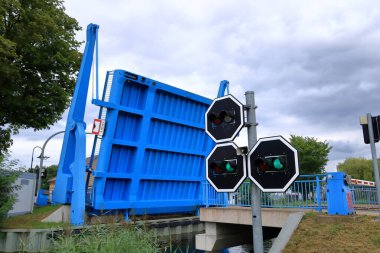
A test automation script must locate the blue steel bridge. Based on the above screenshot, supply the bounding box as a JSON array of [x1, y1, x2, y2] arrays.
[[51, 24, 378, 226]]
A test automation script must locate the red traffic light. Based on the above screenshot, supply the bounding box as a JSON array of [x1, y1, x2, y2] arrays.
[[255, 158, 269, 172], [211, 162, 223, 174], [208, 113, 222, 125]]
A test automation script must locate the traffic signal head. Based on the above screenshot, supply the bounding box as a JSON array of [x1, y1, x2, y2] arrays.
[[254, 155, 288, 173], [205, 95, 244, 143], [210, 159, 237, 176], [208, 110, 235, 127], [360, 115, 380, 144]]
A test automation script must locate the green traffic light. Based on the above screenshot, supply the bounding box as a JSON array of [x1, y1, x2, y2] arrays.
[[273, 158, 284, 169], [225, 162, 234, 172]]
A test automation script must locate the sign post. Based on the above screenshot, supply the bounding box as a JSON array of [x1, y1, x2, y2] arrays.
[[365, 113, 380, 220]]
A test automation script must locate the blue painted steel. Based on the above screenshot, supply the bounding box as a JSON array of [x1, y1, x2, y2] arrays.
[[89, 70, 215, 216], [217, 80, 229, 97], [36, 190, 49, 206], [52, 24, 99, 225], [326, 172, 355, 215]]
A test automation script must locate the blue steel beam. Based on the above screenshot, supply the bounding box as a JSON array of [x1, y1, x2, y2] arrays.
[[52, 24, 99, 225], [217, 80, 229, 97]]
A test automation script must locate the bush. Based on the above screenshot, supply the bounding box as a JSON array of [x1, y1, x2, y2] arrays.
[[0, 155, 21, 222]]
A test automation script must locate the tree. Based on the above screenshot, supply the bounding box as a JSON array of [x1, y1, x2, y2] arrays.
[[337, 157, 376, 181], [0, 0, 82, 156], [289, 135, 332, 175], [0, 153, 21, 222]]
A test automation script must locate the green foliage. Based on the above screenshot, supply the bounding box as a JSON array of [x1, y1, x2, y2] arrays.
[[289, 135, 332, 174], [0, 154, 21, 222], [337, 157, 376, 181], [0, 0, 82, 156], [50, 224, 160, 253]]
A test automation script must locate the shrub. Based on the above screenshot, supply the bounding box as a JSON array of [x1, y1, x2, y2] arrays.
[[0, 154, 21, 222]]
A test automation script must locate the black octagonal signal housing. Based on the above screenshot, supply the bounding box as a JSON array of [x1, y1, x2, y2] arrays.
[[205, 95, 244, 143], [248, 136, 299, 193], [206, 142, 246, 192]]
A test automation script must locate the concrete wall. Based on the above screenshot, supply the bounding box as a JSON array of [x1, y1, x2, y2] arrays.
[[42, 205, 70, 223], [200, 207, 310, 227]]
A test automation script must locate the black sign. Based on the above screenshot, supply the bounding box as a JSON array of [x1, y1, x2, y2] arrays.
[[206, 142, 246, 192], [205, 95, 244, 143], [248, 136, 299, 192]]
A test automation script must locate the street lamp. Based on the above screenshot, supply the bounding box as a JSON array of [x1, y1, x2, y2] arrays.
[[30, 146, 42, 171], [36, 131, 65, 196]]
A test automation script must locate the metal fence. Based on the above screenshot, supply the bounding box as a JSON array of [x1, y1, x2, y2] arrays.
[[203, 174, 379, 211], [203, 174, 327, 211], [351, 185, 378, 209]]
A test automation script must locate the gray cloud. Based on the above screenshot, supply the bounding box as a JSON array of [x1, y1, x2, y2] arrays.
[[9, 0, 380, 172]]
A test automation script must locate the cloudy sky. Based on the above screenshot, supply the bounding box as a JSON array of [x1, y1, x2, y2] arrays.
[[10, 0, 380, 172]]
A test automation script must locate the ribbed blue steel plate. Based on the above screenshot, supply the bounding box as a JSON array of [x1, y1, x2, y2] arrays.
[[90, 70, 214, 215]]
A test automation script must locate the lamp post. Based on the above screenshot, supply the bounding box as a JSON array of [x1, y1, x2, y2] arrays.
[[30, 146, 42, 171], [36, 131, 65, 196]]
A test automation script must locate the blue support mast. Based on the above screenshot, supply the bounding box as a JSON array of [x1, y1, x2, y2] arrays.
[[217, 80, 229, 97], [52, 24, 99, 225]]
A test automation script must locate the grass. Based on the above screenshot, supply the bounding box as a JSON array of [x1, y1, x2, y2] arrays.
[[0, 205, 65, 229], [0, 206, 197, 252], [49, 224, 159, 253], [283, 212, 380, 253]]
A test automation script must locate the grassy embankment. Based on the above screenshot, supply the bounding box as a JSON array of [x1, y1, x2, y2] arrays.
[[0, 206, 178, 252], [284, 212, 380, 253], [0, 205, 65, 229]]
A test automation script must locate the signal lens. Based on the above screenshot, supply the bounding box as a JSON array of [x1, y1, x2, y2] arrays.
[[208, 113, 222, 125], [273, 158, 284, 169], [211, 162, 223, 174], [225, 162, 234, 172], [255, 158, 268, 172], [220, 110, 234, 123]]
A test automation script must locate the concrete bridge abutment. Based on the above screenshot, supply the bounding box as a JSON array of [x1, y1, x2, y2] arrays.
[[195, 207, 308, 252]]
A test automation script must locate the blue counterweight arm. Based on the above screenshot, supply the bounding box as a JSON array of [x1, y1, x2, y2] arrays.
[[52, 24, 99, 226]]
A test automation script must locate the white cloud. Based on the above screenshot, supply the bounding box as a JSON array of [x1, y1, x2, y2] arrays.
[[9, 0, 380, 175]]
